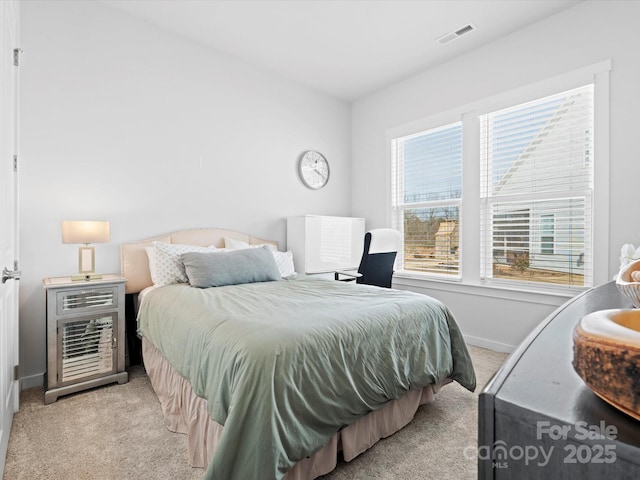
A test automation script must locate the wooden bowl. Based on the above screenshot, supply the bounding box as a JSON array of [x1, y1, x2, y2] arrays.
[[573, 309, 640, 420]]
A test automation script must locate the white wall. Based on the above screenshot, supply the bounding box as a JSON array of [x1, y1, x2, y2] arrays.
[[20, 0, 640, 385], [19, 1, 351, 386], [351, 0, 640, 350]]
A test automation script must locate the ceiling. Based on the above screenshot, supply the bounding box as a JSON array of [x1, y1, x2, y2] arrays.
[[103, 0, 582, 102]]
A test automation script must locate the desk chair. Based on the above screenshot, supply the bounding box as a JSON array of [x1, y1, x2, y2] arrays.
[[335, 228, 400, 288]]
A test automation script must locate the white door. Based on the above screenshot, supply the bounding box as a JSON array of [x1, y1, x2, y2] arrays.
[[0, 0, 20, 475]]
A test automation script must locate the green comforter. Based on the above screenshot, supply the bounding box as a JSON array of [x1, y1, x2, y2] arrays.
[[137, 276, 476, 479]]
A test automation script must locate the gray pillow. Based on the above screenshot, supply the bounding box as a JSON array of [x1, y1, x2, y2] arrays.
[[181, 246, 281, 288]]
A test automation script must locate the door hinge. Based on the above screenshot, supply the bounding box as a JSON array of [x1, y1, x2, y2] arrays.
[[13, 365, 19, 381], [13, 155, 17, 172], [13, 48, 21, 66]]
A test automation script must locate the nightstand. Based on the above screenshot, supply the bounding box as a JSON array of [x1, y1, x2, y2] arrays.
[[43, 274, 128, 404]]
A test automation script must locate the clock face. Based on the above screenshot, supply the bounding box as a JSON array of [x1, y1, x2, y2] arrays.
[[299, 151, 330, 190]]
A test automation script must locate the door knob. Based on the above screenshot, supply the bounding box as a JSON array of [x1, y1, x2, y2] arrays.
[[2, 267, 21, 284]]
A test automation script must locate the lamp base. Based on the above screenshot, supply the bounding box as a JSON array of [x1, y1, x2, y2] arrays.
[[71, 273, 103, 282]]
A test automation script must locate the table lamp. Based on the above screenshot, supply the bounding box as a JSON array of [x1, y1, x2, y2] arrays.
[[62, 220, 110, 281]]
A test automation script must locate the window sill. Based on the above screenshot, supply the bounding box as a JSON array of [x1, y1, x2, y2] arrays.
[[392, 273, 585, 307]]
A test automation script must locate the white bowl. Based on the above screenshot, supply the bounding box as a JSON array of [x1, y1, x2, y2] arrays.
[[616, 259, 640, 308]]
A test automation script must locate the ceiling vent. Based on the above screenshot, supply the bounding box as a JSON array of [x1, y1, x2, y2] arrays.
[[436, 24, 477, 45]]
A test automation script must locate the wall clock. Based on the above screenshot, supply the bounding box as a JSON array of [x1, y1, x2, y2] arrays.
[[298, 150, 330, 190]]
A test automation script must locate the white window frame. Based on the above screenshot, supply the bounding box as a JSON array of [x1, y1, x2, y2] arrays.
[[387, 60, 610, 298]]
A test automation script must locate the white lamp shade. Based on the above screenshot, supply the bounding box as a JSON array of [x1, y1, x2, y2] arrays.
[[62, 221, 110, 244]]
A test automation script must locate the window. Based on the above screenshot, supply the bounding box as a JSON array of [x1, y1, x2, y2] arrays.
[[391, 123, 462, 277], [480, 85, 593, 288], [388, 61, 609, 294], [540, 215, 555, 255]]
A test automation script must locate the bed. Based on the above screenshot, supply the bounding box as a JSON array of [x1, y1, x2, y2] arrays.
[[121, 228, 476, 480]]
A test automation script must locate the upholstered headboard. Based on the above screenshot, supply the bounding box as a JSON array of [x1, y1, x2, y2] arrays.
[[120, 228, 278, 294]]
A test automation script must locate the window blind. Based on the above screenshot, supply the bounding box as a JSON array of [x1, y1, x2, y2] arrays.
[[391, 122, 462, 277], [480, 84, 594, 288]]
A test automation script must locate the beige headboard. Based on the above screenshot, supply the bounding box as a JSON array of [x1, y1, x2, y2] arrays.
[[120, 228, 278, 294]]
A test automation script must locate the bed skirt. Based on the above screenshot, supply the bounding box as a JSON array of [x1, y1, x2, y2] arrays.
[[142, 337, 450, 479]]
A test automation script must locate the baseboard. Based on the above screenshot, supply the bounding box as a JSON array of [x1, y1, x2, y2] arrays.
[[464, 334, 515, 353], [20, 372, 44, 390]]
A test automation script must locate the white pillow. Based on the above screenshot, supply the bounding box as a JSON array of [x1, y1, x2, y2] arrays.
[[148, 242, 219, 286], [224, 237, 277, 252], [145, 246, 159, 285], [272, 250, 296, 277]]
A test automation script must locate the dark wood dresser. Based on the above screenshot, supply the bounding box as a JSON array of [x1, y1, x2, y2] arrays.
[[479, 281, 640, 479]]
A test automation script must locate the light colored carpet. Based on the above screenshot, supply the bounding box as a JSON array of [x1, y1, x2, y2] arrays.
[[3, 345, 507, 480]]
